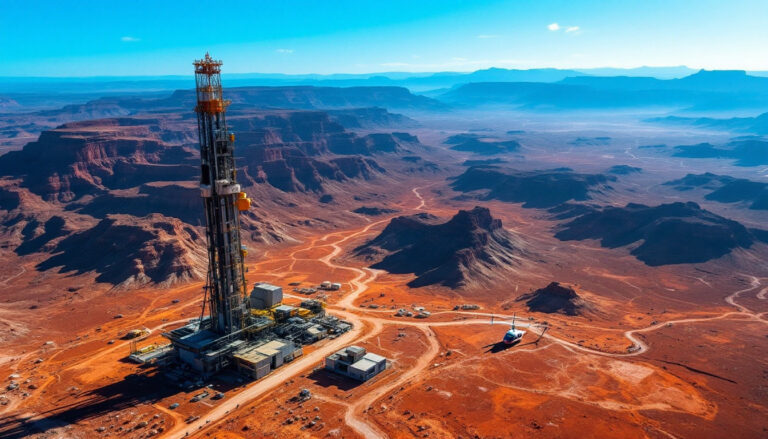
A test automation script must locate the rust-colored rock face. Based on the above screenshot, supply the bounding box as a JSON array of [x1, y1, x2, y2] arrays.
[[2, 82, 767, 439], [356, 206, 528, 288], [0, 110, 425, 288], [37, 214, 206, 288], [0, 121, 197, 202]]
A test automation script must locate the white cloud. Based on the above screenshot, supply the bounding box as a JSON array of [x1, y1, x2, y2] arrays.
[[476, 34, 499, 39], [120, 36, 140, 42], [275, 48, 294, 54], [547, 23, 560, 31], [565, 26, 580, 33]]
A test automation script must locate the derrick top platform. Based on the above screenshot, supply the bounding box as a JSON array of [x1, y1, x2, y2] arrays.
[[194, 52, 223, 75]]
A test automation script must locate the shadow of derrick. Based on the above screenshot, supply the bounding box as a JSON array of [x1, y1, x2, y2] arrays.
[[0, 371, 178, 439]]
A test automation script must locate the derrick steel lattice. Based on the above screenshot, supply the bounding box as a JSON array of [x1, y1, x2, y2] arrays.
[[194, 53, 249, 335]]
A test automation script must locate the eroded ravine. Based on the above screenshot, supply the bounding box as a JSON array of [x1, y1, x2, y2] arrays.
[[166, 187, 766, 438]]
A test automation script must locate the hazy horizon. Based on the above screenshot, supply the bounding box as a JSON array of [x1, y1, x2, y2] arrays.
[[3, 65, 767, 82]]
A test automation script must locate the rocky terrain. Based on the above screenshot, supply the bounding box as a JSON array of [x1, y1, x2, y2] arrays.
[[0, 86, 432, 152], [647, 111, 768, 135], [443, 133, 521, 155], [607, 165, 642, 175], [0, 117, 198, 202], [449, 138, 521, 155], [554, 201, 762, 265], [229, 111, 425, 192], [672, 139, 768, 166], [37, 214, 206, 288], [570, 136, 612, 146], [0, 108, 430, 288], [516, 282, 593, 315], [664, 173, 768, 210], [352, 206, 399, 216], [355, 207, 527, 287], [450, 166, 614, 208], [2, 72, 768, 439]]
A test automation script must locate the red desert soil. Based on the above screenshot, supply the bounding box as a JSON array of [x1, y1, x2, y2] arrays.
[[1, 184, 767, 439]]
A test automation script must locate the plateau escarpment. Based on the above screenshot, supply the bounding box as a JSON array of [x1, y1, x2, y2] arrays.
[[0, 119, 198, 202], [554, 201, 762, 266], [607, 165, 642, 175], [444, 133, 521, 156], [167, 85, 447, 111], [355, 207, 527, 288], [230, 111, 424, 192], [664, 173, 768, 210], [326, 107, 419, 129], [0, 107, 434, 288], [672, 139, 768, 166], [450, 166, 614, 208]]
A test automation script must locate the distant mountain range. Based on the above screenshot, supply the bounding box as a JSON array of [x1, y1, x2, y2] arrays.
[[440, 70, 768, 112], [4, 66, 767, 96], [647, 112, 768, 135], [4, 67, 768, 114]]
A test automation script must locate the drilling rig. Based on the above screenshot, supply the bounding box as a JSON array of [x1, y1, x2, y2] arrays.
[[162, 53, 256, 375], [194, 53, 250, 335], [159, 54, 351, 378]]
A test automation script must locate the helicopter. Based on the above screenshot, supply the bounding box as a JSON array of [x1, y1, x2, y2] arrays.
[[502, 313, 526, 345]]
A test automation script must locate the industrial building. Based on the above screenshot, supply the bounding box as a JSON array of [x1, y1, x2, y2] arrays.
[[233, 339, 301, 379], [233, 348, 271, 379], [149, 55, 351, 379], [325, 346, 388, 381], [320, 281, 342, 291], [250, 283, 283, 309]]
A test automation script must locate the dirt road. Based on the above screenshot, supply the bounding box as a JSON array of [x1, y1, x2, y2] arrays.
[[157, 187, 767, 438]]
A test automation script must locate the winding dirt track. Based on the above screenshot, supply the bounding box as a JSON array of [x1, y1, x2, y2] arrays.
[[160, 187, 766, 438]]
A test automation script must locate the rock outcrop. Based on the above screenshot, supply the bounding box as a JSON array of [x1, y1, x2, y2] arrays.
[[607, 165, 642, 175], [664, 173, 768, 210], [450, 166, 614, 208], [228, 111, 427, 192], [355, 207, 526, 288], [0, 119, 197, 202], [0, 108, 423, 289], [444, 133, 521, 156], [37, 214, 206, 288], [352, 206, 399, 216], [554, 202, 759, 266], [516, 282, 592, 316], [672, 139, 768, 166]]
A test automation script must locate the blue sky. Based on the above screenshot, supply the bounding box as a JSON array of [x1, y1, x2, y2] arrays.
[[2, 0, 767, 76]]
